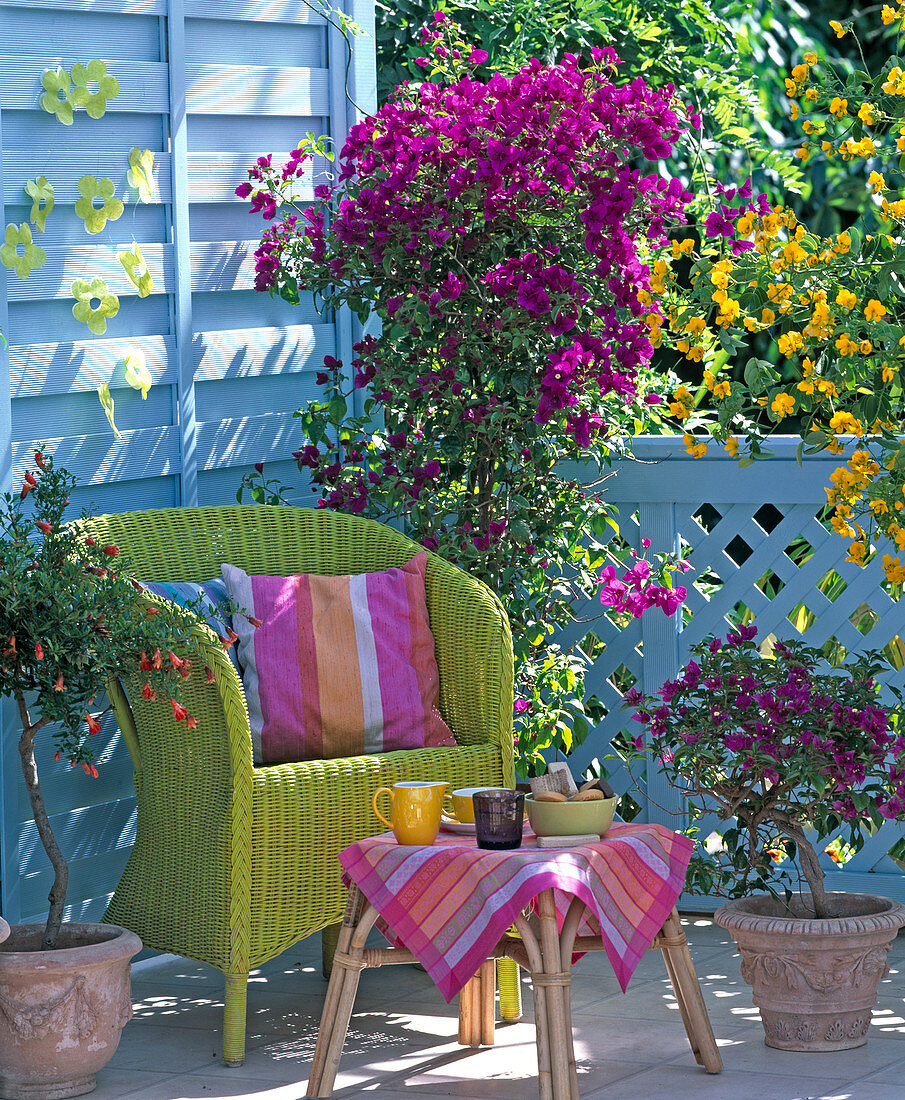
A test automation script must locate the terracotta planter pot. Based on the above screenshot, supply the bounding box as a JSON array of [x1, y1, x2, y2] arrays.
[[715, 892, 905, 1051], [0, 922, 142, 1099]]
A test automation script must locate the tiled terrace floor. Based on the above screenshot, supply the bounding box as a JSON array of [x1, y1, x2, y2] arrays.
[[98, 916, 905, 1099]]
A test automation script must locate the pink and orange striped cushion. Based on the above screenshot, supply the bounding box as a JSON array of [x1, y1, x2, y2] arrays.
[[221, 553, 456, 764]]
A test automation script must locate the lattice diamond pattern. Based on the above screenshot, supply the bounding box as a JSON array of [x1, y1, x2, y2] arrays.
[[564, 486, 905, 890]]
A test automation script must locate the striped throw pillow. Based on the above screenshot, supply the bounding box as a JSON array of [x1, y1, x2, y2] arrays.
[[220, 553, 456, 765]]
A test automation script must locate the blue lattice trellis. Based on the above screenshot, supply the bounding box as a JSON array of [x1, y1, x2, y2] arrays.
[[567, 437, 905, 909]]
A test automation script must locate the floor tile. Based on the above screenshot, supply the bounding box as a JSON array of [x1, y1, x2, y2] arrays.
[[583, 1064, 870, 1100], [102, 917, 905, 1099]]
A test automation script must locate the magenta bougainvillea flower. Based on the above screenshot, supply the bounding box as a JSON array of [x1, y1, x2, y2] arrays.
[[236, 18, 696, 770]]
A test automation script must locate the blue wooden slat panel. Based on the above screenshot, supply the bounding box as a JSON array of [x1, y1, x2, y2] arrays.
[[13, 387, 173, 441], [190, 239, 258, 292], [69, 477, 178, 515], [0, 0, 373, 926], [10, 335, 176, 398], [186, 152, 324, 204], [191, 289, 320, 331], [195, 410, 303, 470], [184, 17, 324, 67], [185, 0, 323, 23], [198, 458, 315, 507], [185, 64, 330, 116], [1, 109, 166, 150], [12, 0, 166, 12], [5, 243, 174, 301], [11, 427, 180, 484], [195, 374, 316, 422], [3, 152, 173, 205], [7, 296, 174, 346], [1, 59, 169, 113], [3, 9, 165, 59], [187, 114, 325, 153], [193, 323, 334, 380]]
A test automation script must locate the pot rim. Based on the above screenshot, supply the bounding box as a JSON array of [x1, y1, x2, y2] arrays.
[[0, 921, 142, 971], [714, 892, 905, 937]]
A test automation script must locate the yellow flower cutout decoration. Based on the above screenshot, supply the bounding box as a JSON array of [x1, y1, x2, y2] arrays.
[[40, 67, 74, 125], [24, 177, 54, 233], [72, 278, 120, 335], [118, 242, 154, 297], [97, 381, 122, 440], [123, 350, 152, 399], [1, 223, 47, 280], [70, 60, 119, 120], [75, 175, 124, 235], [127, 148, 155, 203]]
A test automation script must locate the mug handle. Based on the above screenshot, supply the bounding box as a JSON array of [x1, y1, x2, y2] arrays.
[[372, 787, 395, 831]]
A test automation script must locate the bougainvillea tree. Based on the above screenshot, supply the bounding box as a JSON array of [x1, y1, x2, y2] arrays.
[[238, 16, 698, 772], [626, 627, 905, 916]]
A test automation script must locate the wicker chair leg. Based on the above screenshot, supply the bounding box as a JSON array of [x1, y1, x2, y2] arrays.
[[223, 971, 249, 1066], [322, 922, 342, 980], [497, 957, 522, 1020]]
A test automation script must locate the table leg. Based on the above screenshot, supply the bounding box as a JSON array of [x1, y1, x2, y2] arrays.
[[307, 886, 380, 1098], [457, 959, 496, 1047], [515, 894, 578, 1100], [656, 909, 722, 1074], [537, 891, 577, 1100]]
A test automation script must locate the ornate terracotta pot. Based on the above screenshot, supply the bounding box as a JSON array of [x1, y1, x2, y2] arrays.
[[0, 922, 141, 1099], [715, 892, 905, 1051]]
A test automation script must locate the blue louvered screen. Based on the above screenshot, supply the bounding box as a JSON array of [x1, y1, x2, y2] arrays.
[[0, 0, 375, 923]]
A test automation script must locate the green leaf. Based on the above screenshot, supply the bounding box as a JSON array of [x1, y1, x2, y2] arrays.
[[327, 395, 348, 424]]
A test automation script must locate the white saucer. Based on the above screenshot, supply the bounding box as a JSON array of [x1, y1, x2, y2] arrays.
[[440, 818, 530, 835]]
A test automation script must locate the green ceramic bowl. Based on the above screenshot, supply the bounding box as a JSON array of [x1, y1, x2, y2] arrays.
[[525, 794, 617, 838]]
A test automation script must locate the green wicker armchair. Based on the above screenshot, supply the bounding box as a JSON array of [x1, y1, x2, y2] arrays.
[[78, 505, 514, 1066]]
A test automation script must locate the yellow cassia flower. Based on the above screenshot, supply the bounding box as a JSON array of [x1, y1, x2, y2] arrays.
[[829, 19, 847, 37], [771, 393, 796, 418], [724, 436, 739, 457], [829, 97, 848, 116], [884, 555, 905, 584], [683, 433, 707, 458], [858, 103, 876, 125], [865, 299, 888, 322]]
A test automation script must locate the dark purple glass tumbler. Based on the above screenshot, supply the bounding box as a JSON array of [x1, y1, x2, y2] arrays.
[[473, 789, 525, 850]]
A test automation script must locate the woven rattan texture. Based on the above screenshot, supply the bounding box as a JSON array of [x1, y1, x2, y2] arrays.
[[77, 506, 513, 1063]]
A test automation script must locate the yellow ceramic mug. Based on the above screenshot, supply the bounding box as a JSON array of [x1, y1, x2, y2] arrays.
[[372, 781, 447, 845], [447, 786, 504, 825]]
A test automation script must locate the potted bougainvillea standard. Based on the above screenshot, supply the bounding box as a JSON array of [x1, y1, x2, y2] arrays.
[[0, 452, 214, 1099], [627, 625, 905, 1051], [236, 15, 701, 776]]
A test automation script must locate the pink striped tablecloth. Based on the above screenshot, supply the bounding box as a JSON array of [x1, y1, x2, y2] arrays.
[[338, 822, 693, 1003]]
